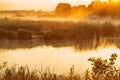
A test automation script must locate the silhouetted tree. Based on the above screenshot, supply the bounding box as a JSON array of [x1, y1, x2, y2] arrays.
[[71, 5, 87, 17], [55, 3, 71, 17]]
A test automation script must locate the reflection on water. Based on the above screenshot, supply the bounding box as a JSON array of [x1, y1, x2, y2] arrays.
[[1, 38, 120, 50], [0, 45, 120, 74]]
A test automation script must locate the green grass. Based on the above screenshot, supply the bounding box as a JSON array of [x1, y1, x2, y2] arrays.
[[0, 53, 120, 80]]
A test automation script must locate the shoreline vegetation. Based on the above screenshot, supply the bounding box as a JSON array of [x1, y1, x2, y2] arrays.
[[1, 0, 120, 80], [0, 19, 120, 49], [1, 0, 120, 18], [0, 53, 119, 80], [0, 0, 120, 50]]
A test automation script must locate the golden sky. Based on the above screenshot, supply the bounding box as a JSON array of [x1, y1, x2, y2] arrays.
[[0, 0, 94, 11]]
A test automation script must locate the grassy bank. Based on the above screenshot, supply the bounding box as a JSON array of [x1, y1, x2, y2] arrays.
[[0, 53, 119, 80], [0, 18, 120, 49], [0, 18, 119, 40]]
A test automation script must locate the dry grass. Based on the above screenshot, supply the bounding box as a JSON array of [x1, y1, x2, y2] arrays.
[[1, 18, 120, 49], [0, 18, 119, 40], [0, 53, 120, 80]]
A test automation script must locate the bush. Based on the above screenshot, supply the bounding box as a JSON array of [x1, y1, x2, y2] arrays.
[[0, 53, 120, 80], [88, 53, 119, 80]]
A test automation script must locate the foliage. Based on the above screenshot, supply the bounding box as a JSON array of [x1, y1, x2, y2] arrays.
[[1, 19, 120, 49], [0, 62, 82, 80], [0, 53, 120, 80], [88, 53, 120, 80], [55, 3, 72, 17], [55, 1, 120, 18]]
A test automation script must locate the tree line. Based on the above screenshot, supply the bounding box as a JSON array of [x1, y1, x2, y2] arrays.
[[55, 0, 120, 18]]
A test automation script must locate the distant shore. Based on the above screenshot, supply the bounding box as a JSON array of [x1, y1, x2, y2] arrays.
[[0, 18, 120, 49]]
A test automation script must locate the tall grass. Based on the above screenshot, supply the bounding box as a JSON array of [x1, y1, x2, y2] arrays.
[[0, 19, 119, 40], [0, 53, 120, 80], [0, 18, 120, 49]]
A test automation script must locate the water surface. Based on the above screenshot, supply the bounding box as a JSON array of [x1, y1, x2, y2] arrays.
[[0, 45, 120, 74]]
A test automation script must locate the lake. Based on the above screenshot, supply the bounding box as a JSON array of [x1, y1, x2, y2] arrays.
[[0, 44, 120, 74], [0, 18, 120, 74]]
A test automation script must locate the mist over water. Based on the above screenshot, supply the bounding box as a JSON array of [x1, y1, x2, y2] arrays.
[[0, 16, 120, 74], [0, 45, 120, 74], [2, 16, 120, 25], [0, 36, 120, 73]]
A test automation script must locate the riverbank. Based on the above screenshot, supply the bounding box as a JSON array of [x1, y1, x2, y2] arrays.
[[0, 53, 119, 80], [0, 18, 120, 49]]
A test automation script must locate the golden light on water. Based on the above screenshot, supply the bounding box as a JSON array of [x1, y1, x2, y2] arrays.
[[0, 46, 120, 73], [0, 0, 120, 79]]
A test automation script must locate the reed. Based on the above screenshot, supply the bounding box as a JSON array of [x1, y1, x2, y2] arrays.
[[0, 53, 119, 80]]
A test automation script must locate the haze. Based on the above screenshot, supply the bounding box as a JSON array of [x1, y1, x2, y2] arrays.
[[0, 0, 93, 11]]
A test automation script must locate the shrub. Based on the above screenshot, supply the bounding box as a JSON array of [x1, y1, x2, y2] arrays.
[[88, 53, 119, 80]]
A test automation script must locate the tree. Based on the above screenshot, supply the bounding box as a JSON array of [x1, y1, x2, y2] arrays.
[[55, 3, 71, 17]]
